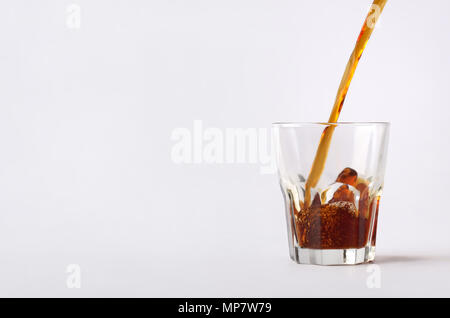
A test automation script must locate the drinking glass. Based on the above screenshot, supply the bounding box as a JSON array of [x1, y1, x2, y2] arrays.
[[273, 122, 390, 265]]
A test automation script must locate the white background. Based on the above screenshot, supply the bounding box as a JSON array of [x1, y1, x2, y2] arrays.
[[0, 0, 449, 297]]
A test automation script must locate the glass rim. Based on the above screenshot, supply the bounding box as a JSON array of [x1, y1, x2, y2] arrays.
[[272, 121, 390, 127]]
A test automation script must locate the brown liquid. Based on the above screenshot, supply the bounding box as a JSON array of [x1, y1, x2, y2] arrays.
[[296, 200, 369, 249], [295, 167, 380, 249], [304, 0, 388, 207]]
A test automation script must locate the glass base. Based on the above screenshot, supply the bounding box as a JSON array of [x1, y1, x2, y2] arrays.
[[291, 246, 376, 265]]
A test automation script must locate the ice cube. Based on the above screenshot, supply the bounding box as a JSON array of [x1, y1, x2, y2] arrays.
[[280, 177, 301, 212], [310, 192, 322, 208], [336, 167, 358, 186], [329, 184, 355, 204], [321, 182, 359, 205], [356, 182, 370, 219]]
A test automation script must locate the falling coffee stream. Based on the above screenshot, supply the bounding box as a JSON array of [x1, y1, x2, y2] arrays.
[[304, 0, 388, 207]]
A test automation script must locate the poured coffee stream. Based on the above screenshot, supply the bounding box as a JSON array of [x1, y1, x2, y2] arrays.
[[304, 0, 388, 207]]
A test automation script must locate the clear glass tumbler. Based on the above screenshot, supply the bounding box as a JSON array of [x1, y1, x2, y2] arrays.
[[273, 122, 390, 265]]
